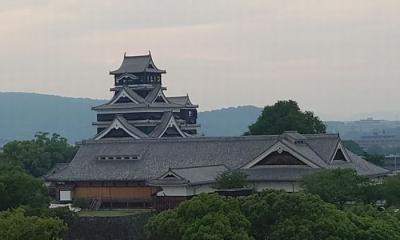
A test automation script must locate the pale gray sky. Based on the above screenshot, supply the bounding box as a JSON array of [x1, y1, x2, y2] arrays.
[[0, 0, 399, 120]]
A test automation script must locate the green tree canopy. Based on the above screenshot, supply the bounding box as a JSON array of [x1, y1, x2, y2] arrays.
[[214, 170, 248, 189], [0, 132, 78, 177], [342, 140, 366, 156], [246, 100, 326, 135], [0, 164, 49, 211], [146, 191, 400, 240], [363, 154, 385, 166], [0, 208, 67, 240], [381, 175, 400, 207], [241, 191, 359, 240], [301, 169, 377, 207], [145, 194, 253, 240]]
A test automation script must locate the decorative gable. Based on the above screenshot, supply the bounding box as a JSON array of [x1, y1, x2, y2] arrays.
[[152, 90, 169, 104], [242, 141, 320, 169], [331, 142, 350, 162], [160, 117, 186, 138], [94, 116, 148, 140], [254, 151, 307, 166], [110, 88, 139, 104]]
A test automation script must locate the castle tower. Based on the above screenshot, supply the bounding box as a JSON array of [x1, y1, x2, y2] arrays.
[[92, 53, 199, 140]]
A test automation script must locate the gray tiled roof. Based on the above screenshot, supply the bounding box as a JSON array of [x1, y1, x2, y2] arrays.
[[110, 54, 166, 75], [92, 102, 191, 111], [148, 112, 174, 138], [144, 85, 163, 103], [167, 96, 193, 106], [150, 165, 229, 186], [45, 134, 389, 182]]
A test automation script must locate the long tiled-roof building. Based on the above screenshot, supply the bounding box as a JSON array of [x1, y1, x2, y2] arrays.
[[45, 53, 389, 209]]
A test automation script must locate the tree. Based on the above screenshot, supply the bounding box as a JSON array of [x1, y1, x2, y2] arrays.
[[345, 205, 400, 240], [0, 208, 67, 240], [147, 190, 400, 240], [381, 175, 400, 207], [0, 132, 78, 177], [302, 169, 374, 207], [240, 191, 358, 240], [342, 140, 366, 156], [145, 194, 253, 240], [0, 164, 49, 211], [364, 154, 385, 167], [214, 170, 248, 189], [246, 100, 326, 135]]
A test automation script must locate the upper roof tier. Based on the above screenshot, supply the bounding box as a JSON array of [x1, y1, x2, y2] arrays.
[[110, 53, 166, 75]]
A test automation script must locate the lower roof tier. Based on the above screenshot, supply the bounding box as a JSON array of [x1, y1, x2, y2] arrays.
[[45, 132, 389, 183]]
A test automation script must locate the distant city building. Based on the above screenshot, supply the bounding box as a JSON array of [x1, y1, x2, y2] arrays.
[[384, 154, 400, 172], [326, 118, 400, 154]]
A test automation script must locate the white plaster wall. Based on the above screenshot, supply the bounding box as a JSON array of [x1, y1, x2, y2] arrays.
[[157, 184, 216, 196], [191, 184, 216, 195], [158, 182, 302, 197], [156, 186, 189, 196]]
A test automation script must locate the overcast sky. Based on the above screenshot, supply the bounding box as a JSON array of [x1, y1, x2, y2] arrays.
[[0, 0, 399, 120]]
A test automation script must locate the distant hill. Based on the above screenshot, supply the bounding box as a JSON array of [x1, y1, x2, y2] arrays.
[[0, 92, 106, 144], [198, 106, 262, 136], [1, 92, 399, 146], [0, 92, 262, 144]]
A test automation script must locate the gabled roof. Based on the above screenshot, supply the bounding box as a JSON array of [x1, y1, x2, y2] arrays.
[[110, 53, 166, 75], [150, 165, 228, 186], [144, 85, 169, 103], [45, 133, 389, 182], [108, 86, 146, 104], [94, 115, 148, 140], [148, 112, 187, 138], [167, 95, 194, 106]]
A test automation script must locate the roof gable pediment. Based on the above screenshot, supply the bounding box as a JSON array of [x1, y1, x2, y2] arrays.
[[330, 141, 351, 163], [242, 141, 320, 169], [149, 112, 187, 138], [94, 116, 148, 140]]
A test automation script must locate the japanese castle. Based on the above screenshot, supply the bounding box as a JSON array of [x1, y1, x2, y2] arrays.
[[45, 53, 389, 209], [93, 52, 199, 140]]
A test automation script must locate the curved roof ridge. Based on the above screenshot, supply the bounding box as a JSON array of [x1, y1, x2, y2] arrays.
[[93, 115, 148, 140], [110, 52, 165, 75]]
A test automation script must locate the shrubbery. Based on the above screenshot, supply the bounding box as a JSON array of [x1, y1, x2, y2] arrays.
[[0, 208, 67, 240], [146, 191, 400, 240]]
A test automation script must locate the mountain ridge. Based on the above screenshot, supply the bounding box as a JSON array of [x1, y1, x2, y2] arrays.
[[0, 92, 262, 143]]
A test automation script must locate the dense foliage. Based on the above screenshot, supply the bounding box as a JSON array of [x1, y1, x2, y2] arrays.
[[0, 208, 67, 240], [0, 132, 78, 177], [146, 191, 400, 240], [0, 163, 49, 211], [246, 100, 326, 135], [382, 175, 400, 207], [302, 169, 400, 208], [363, 154, 385, 166], [302, 169, 376, 207], [214, 170, 248, 189], [342, 140, 385, 166], [145, 194, 253, 240], [342, 140, 365, 155]]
